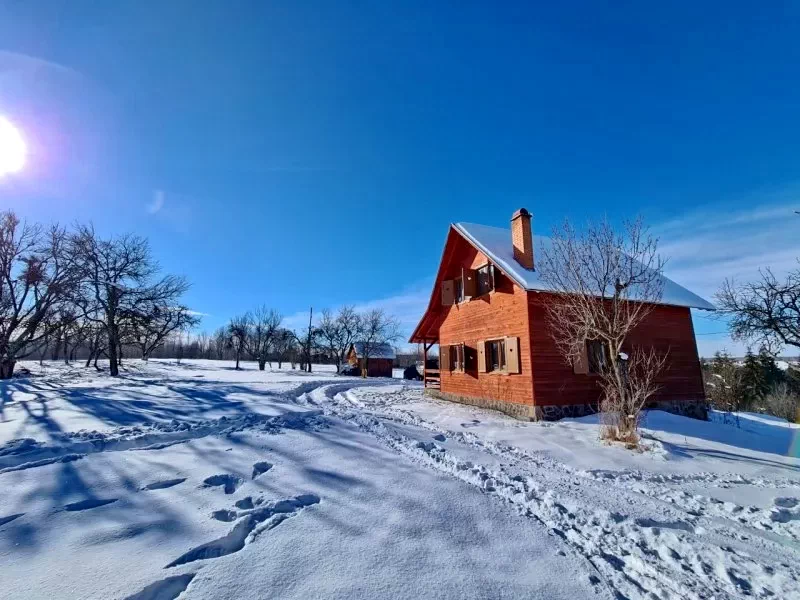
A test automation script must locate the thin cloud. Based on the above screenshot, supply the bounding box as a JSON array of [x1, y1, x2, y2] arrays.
[[653, 188, 800, 357], [147, 189, 165, 214]]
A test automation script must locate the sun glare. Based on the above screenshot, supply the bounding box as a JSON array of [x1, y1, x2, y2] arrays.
[[0, 116, 27, 177]]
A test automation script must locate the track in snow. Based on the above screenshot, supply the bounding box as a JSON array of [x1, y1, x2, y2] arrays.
[[294, 380, 800, 600]]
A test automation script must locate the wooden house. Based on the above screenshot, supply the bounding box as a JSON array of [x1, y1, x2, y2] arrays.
[[409, 208, 714, 421], [347, 342, 396, 378]]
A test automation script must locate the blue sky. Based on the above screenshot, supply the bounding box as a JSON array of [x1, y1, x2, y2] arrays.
[[0, 2, 798, 355]]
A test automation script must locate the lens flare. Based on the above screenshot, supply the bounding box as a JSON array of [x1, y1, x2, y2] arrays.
[[0, 116, 27, 176]]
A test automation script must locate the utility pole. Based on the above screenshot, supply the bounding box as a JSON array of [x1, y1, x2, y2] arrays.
[[306, 307, 313, 373]]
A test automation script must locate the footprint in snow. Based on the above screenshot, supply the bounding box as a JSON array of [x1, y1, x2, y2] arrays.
[[166, 494, 320, 568], [141, 477, 186, 491], [64, 498, 118, 512], [202, 474, 243, 495], [774, 497, 798, 508], [123, 573, 196, 600], [211, 509, 237, 522], [433, 434, 446, 442], [235, 497, 254, 510], [252, 461, 273, 479], [460, 419, 481, 429]]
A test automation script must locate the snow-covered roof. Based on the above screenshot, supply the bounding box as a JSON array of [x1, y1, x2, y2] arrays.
[[352, 342, 396, 360], [454, 222, 716, 311]]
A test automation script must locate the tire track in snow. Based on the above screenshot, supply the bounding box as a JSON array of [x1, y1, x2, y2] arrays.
[[298, 381, 800, 600]]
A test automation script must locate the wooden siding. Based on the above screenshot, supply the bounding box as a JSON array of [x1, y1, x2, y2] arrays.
[[438, 234, 534, 407], [528, 293, 706, 406]]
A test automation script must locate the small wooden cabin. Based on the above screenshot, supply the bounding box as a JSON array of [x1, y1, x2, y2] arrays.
[[347, 342, 396, 378], [410, 208, 714, 421]]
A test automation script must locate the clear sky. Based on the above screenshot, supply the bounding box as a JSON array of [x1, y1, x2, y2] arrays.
[[0, 2, 798, 355]]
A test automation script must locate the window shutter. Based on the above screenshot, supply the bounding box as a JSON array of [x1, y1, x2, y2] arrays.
[[441, 280, 455, 306], [488, 265, 496, 292], [477, 340, 487, 373], [459, 343, 466, 371], [504, 336, 520, 374], [463, 268, 477, 299], [440, 345, 451, 371], [573, 341, 589, 375]]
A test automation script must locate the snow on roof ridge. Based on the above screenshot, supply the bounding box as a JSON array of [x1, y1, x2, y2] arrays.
[[453, 221, 715, 311]]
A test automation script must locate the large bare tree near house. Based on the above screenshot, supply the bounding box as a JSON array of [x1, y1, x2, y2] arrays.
[[716, 264, 800, 353], [0, 212, 78, 378], [356, 309, 400, 378], [538, 217, 668, 445]]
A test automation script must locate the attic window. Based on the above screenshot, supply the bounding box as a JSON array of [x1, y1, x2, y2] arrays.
[[476, 264, 495, 296]]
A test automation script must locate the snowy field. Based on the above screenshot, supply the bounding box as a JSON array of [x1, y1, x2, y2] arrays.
[[0, 360, 798, 600]]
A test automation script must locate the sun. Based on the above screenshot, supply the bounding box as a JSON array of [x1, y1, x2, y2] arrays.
[[0, 116, 27, 176]]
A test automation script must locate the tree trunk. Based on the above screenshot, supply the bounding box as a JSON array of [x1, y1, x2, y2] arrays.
[[108, 330, 119, 376], [85, 352, 93, 368], [235, 351, 241, 370], [118, 342, 124, 367], [0, 358, 16, 379], [64, 335, 69, 364], [258, 361, 265, 371]]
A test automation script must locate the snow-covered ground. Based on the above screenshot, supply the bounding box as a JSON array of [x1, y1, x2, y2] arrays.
[[0, 360, 798, 600]]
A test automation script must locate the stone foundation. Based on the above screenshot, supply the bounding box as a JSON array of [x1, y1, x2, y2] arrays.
[[646, 398, 708, 421], [425, 389, 709, 422], [533, 403, 598, 421], [425, 389, 538, 420]]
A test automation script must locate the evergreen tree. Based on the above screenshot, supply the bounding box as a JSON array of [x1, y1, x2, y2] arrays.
[[740, 348, 766, 409], [757, 346, 784, 392]]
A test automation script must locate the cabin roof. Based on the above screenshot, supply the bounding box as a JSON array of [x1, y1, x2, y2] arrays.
[[351, 342, 396, 360], [454, 222, 716, 311]]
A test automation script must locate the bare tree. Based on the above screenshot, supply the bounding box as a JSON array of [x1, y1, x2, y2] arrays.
[[133, 301, 199, 361], [538, 217, 667, 445], [292, 308, 315, 373], [246, 306, 282, 370], [196, 331, 211, 359], [212, 327, 228, 360], [71, 225, 193, 376], [227, 314, 250, 370], [356, 309, 400, 378], [317, 306, 361, 373], [766, 382, 799, 423], [0, 212, 78, 378], [716, 265, 800, 352], [271, 328, 294, 368]]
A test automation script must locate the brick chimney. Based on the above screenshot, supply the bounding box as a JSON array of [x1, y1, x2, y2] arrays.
[[511, 208, 534, 270]]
